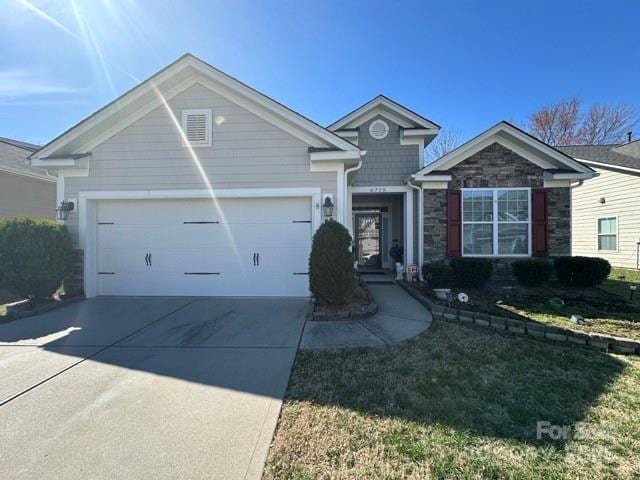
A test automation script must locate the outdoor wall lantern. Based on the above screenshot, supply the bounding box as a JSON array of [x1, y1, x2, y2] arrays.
[[56, 200, 75, 221], [322, 195, 334, 218]]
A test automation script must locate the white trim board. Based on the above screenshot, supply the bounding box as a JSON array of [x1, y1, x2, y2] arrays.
[[416, 122, 595, 177], [0, 165, 56, 183], [351, 185, 411, 194], [575, 158, 640, 175], [32, 54, 359, 162], [329, 95, 440, 131]]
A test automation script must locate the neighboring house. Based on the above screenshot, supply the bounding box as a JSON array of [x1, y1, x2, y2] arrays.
[[557, 142, 640, 269], [0, 137, 56, 219], [29, 54, 595, 298]]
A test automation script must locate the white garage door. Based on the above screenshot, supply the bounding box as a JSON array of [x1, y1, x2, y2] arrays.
[[96, 197, 312, 296]]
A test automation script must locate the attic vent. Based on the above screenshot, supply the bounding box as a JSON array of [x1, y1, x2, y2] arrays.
[[369, 119, 389, 140], [181, 109, 212, 147]]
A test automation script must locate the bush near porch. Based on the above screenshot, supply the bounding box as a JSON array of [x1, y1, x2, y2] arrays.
[[309, 220, 357, 305]]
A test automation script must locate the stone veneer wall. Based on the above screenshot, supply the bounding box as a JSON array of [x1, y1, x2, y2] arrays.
[[423, 142, 572, 267]]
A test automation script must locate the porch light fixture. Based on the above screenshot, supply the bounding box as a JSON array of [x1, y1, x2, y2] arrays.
[[322, 196, 334, 218], [56, 200, 75, 221]]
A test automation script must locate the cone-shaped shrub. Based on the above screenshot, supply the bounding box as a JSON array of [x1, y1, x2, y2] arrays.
[[309, 220, 356, 305], [0, 218, 73, 301]]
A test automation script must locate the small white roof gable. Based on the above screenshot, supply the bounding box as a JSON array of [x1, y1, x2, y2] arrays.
[[328, 95, 440, 131], [415, 121, 595, 178], [32, 54, 360, 161]]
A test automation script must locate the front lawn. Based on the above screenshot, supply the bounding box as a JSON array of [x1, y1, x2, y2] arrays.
[[265, 322, 640, 479]]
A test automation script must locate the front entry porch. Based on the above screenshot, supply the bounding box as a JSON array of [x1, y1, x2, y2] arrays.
[[349, 191, 410, 273]]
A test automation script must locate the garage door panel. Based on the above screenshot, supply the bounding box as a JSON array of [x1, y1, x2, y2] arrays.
[[96, 197, 311, 296]]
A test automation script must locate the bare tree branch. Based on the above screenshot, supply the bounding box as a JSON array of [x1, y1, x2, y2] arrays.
[[579, 103, 637, 144], [528, 97, 581, 146], [426, 129, 461, 165], [528, 97, 638, 145]]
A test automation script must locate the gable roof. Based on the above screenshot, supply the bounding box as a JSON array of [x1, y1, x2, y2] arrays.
[[415, 121, 595, 179], [0, 137, 55, 181], [328, 95, 441, 131], [557, 141, 640, 173], [31, 53, 360, 161]]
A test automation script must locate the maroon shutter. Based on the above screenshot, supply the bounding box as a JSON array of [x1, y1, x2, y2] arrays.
[[532, 188, 548, 257], [447, 189, 461, 257]]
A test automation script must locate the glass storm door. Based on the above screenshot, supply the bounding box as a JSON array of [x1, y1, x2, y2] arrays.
[[356, 213, 382, 268]]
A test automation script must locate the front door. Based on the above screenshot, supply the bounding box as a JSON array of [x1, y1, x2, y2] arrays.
[[355, 213, 381, 269]]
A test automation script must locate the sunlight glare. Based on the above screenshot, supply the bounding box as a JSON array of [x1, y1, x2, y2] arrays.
[[151, 85, 242, 264]]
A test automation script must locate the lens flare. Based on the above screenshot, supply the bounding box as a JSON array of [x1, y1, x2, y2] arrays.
[[151, 84, 241, 265]]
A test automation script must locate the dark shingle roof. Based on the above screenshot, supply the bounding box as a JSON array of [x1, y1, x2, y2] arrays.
[[556, 142, 640, 171], [0, 136, 40, 152]]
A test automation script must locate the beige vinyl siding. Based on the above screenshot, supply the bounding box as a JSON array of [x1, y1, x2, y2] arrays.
[[0, 172, 56, 219], [572, 166, 640, 269], [65, 82, 336, 243]]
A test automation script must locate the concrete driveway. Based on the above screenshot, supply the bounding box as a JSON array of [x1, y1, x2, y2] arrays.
[[0, 296, 307, 480]]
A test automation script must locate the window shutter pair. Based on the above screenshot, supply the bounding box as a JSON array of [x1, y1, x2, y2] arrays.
[[445, 188, 549, 257]]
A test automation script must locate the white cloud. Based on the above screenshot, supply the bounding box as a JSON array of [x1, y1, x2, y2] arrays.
[[0, 69, 80, 99]]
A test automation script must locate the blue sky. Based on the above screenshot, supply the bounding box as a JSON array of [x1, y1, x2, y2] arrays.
[[1, 0, 638, 146]]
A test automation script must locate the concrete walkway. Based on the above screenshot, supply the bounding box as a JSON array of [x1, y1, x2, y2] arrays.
[[300, 275, 433, 349]]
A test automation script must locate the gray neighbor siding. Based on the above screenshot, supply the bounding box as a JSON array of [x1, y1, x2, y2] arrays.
[[0, 172, 56, 219], [64, 82, 336, 244], [352, 115, 419, 186], [423, 142, 571, 266]]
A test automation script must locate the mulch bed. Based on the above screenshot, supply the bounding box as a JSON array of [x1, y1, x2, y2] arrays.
[[310, 281, 378, 321]]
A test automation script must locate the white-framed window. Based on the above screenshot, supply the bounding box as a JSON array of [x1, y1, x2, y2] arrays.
[[597, 217, 618, 251], [181, 109, 212, 147], [462, 188, 531, 257]]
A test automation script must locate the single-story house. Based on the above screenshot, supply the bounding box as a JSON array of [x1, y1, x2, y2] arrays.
[[29, 54, 595, 297], [0, 137, 56, 219], [557, 141, 640, 269]]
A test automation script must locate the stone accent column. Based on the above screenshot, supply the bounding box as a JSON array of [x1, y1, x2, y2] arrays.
[[423, 189, 448, 262], [547, 187, 571, 256], [63, 249, 84, 297]]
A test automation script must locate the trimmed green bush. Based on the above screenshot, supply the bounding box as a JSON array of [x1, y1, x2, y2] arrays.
[[422, 262, 453, 288], [554, 256, 611, 287], [449, 257, 493, 288], [511, 259, 553, 287], [309, 220, 356, 305], [0, 218, 73, 301]]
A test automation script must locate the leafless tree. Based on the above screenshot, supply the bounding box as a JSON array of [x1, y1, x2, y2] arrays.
[[528, 97, 581, 145], [529, 97, 637, 145], [426, 129, 461, 165], [579, 103, 637, 144]]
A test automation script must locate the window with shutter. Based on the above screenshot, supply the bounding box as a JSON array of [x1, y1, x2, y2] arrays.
[[181, 109, 212, 147]]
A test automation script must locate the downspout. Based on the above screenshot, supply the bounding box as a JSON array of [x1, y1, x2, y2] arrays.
[[344, 158, 363, 234], [407, 179, 423, 281]]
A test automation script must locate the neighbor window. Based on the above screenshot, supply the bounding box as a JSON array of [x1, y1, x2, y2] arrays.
[[597, 217, 617, 251], [462, 189, 530, 256], [181, 109, 212, 147]]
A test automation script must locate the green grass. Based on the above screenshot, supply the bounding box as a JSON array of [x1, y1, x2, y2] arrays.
[[601, 267, 640, 307], [265, 322, 640, 479]]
